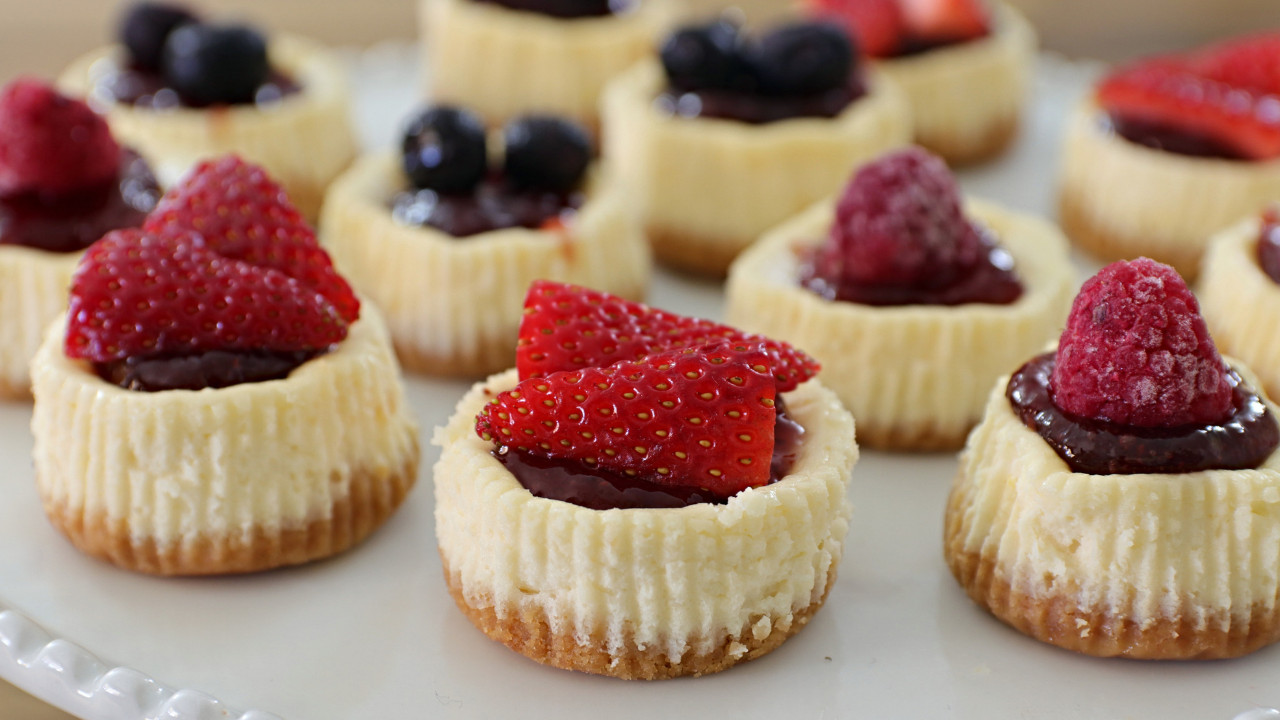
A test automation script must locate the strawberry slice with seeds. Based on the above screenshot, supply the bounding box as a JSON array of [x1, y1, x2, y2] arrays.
[[517, 280, 820, 391], [66, 229, 347, 362], [1191, 33, 1280, 96], [806, 0, 906, 58], [478, 343, 778, 496], [144, 156, 360, 322]]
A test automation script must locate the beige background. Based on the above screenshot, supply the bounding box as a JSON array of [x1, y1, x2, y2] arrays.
[[0, 0, 1276, 717]]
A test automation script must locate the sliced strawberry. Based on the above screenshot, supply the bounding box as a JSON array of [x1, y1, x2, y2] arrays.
[[806, 0, 906, 58], [0, 78, 121, 197], [516, 280, 820, 391], [144, 156, 360, 322], [1191, 33, 1280, 96], [66, 229, 347, 362], [477, 343, 778, 496], [899, 0, 990, 44], [1098, 58, 1280, 161]]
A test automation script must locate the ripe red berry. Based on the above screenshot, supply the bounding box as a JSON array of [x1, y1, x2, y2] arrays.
[[478, 343, 779, 496], [144, 156, 360, 322], [1050, 258, 1233, 428], [807, 0, 906, 58], [65, 229, 347, 362], [517, 280, 820, 391], [0, 78, 121, 197]]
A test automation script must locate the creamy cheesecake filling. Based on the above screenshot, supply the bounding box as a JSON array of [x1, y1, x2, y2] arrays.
[[1201, 217, 1280, 403]]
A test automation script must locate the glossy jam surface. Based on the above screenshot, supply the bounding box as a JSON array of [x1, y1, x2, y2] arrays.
[[96, 349, 319, 392], [1104, 113, 1248, 161], [1256, 212, 1280, 284], [496, 399, 805, 510], [655, 76, 866, 125], [470, 0, 628, 18], [799, 230, 1023, 306], [96, 64, 301, 109], [391, 177, 582, 238], [1008, 352, 1279, 475], [0, 150, 160, 253]]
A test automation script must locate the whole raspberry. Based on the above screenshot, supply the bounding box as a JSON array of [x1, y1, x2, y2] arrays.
[[0, 78, 121, 196], [1050, 258, 1233, 428], [824, 147, 983, 287]]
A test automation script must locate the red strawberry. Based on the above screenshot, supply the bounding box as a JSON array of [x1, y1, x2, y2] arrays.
[[0, 78, 121, 197], [899, 0, 990, 44], [144, 156, 360, 322], [478, 343, 778, 496], [806, 0, 906, 58], [516, 280, 820, 391], [1050, 258, 1233, 428], [1098, 54, 1280, 161], [1191, 33, 1280, 96], [66, 229, 347, 362]]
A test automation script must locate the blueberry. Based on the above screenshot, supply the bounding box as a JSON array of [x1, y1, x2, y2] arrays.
[[659, 21, 742, 92], [119, 2, 199, 72], [750, 22, 855, 96], [402, 106, 489, 194], [162, 24, 268, 106], [503, 116, 591, 193]]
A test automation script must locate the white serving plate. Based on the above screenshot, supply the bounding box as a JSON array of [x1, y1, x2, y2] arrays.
[[2, 47, 1279, 720]]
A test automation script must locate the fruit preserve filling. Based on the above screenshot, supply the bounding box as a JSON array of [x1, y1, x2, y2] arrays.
[[1095, 34, 1280, 162], [656, 21, 865, 125], [801, 147, 1023, 307], [0, 150, 160, 253], [101, 3, 301, 109], [395, 107, 591, 237], [1008, 352, 1278, 475], [1255, 207, 1280, 283], [804, 0, 992, 60], [496, 399, 804, 509], [66, 157, 362, 393], [470, 0, 630, 19]]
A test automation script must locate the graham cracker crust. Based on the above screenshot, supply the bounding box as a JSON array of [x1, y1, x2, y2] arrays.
[[648, 225, 754, 279], [443, 558, 836, 679], [0, 376, 31, 402], [41, 451, 419, 576], [1058, 184, 1204, 281], [394, 338, 516, 379], [855, 418, 973, 452], [921, 114, 1020, 168], [943, 485, 1280, 659]]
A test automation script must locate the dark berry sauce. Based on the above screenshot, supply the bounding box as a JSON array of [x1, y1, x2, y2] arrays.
[[1008, 352, 1279, 475], [96, 64, 301, 109], [96, 349, 320, 392], [1104, 113, 1248, 161], [799, 230, 1023, 306], [391, 177, 583, 238], [471, 0, 629, 18], [0, 150, 160, 254], [495, 399, 805, 510], [1256, 209, 1280, 284], [656, 75, 866, 125]]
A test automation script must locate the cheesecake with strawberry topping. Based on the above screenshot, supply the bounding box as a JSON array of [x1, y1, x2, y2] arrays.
[[602, 19, 909, 277], [726, 148, 1073, 450], [31, 156, 419, 575], [808, 0, 1035, 164], [945, 258, 1280, 659], [433, 280, 856, 678], [1059, 33, 1280, 278], [0, 78, 161, 399], [320, 105, 649, 376], [58, 2, 357, 220]]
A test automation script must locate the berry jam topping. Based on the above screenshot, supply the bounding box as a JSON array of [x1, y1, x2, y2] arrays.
[[100, 4, 300, 109], [1051, 258, 1232, 428], [470, 0, 627, 19], [395, 108, 591, 237], [656, 20, 866, 124], [0, 79, 122, 197], [97, 349, 319, 392], [1098, 34, 1280, 162], [0, 150, 160, 254], [805, 0, 990, 59], [120, 2, 199, 72], [1256, 205, 1280, 284], [1008, 352, 1278, 475], [495, 397, 805, 509], [67, 157, 359, 392], [800, 147, 1022, 306]]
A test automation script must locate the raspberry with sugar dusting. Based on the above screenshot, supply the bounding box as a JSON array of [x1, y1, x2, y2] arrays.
[[1050, 257, 1233, 428], [0, 78, 121, 196]]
